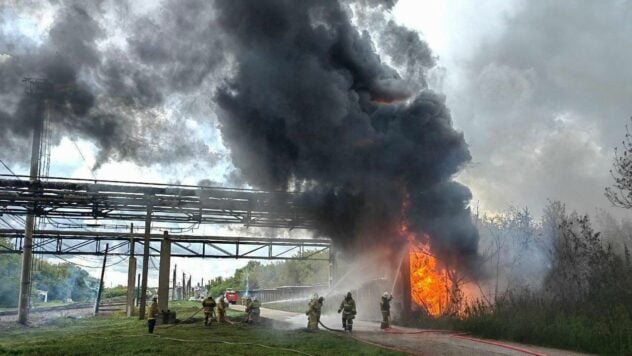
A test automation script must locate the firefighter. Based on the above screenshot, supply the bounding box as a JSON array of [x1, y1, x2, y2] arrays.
[[316, 296, 324, 326], [243, 296, 252, 322], [306, 295, 323, 330], [217, 295, 228, 322], [246, 297, 261, 323], [148, 297, 159, 334], [202, 295, 217, 326], [380, 292, 393, 329], [338, 292, 356, 332]]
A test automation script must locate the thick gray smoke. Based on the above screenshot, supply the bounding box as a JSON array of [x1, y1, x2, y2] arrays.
[[213, 0, 478, 266], [1, 0, 478, 269], [0, 1, 218, 168]]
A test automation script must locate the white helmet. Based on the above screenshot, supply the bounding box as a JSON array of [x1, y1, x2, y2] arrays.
[[383, 292, 390, 298]]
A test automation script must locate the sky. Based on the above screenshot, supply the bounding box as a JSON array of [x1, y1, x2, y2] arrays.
[[1, 0, 631, 287]]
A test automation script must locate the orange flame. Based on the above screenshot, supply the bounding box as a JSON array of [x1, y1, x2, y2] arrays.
[[409, 245, 450, 316], [398, 190, 451, 317]]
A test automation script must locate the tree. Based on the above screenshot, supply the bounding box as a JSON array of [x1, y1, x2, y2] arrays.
[[605, 117, 632, 208], [475, 207, 542, 304]]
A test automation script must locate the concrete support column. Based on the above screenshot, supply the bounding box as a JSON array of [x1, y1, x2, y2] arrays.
[[126, 258, 136, 316], [158, 231, 171, 312]]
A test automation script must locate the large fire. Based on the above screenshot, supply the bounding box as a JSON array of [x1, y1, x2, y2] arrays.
[[398, 210, 451, 316], [397, 193, 453, 317], [409, 245, 450, 316]]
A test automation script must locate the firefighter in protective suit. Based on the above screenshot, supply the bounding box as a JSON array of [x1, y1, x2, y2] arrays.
[[338, 292, 356, 332], [202, 295, 216, 326], [306, 295, 324, 330], [217, 295, 228, 322], [380, 292, 393, 329], [147, 297, 159, 333], [246, 297, 261, 323], [243, 296, 252, 321]]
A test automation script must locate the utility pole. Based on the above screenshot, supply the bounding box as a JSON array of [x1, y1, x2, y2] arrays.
[[172, 264, 177, 301], [182, 272, 186, 300], [139, 204, 152, 320], [94, 244, 109, 315], [136, 273, 141, 307], [126, 224, 136, 317], [18, 78, 49, 325]]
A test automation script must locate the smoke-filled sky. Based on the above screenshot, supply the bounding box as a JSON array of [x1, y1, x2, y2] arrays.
[[394, 0, 632, 220], [1, 0, 631, 285]]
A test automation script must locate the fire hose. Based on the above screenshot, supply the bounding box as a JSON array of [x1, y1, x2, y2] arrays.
[[317, 320, 545, 356], [162, 307, 203, 329], [381, 327, 546, 356], [317, 320, 416, 355], [171, 309, 546, 356], [163, 306, 238, 328], [318, 320, 344, 332]]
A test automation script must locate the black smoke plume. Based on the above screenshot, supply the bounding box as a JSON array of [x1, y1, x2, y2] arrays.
[[0, 1, 217, 168], [214, 0, 478, 266]]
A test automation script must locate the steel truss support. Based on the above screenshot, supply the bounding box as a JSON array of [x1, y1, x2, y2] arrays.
[[0, 229, 331, 260], [0, 176, 316, 229]]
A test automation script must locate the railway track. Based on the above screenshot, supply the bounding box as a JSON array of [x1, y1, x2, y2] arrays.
[[0, 301, 126, 317]]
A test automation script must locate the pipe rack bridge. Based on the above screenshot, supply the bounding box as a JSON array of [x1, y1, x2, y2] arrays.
[[0, 229, 331, 260], [0, 176, 317, 228]]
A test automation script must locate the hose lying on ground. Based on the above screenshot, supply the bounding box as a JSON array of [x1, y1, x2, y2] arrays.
[[161, 307, 204, 329], [317, 320, 414, 354], [318, 320, 344, 332]]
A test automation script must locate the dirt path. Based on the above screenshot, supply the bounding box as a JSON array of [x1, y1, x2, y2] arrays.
[[233, 305, 589, 356]]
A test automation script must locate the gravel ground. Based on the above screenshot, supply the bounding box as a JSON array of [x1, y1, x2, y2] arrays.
[[0, 303, 126, 331], [0, 306, 94, 330]]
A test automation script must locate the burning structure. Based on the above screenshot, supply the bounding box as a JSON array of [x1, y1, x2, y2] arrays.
[[0, 0, 479, 317]]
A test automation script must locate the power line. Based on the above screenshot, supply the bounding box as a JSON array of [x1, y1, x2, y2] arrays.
[[70, 139, 96, 179], [52, 254, 129, 269], [0, 217, 16, 228], [9, 215, 25, 225], [0, 158, 20, 179]]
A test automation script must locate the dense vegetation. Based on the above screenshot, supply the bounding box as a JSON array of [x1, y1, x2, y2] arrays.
[[0, 239, 99, 307], [103, 285, 129, 299], [206, 252, 328, 297], [452, 203, 632, 354]]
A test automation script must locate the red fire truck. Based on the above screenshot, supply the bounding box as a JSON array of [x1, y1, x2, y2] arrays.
[[224, 288, 239, 304]]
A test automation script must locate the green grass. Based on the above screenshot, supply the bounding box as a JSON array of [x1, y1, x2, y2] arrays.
[[453, 299, 632, 355], [0, 301, 402, 355]]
